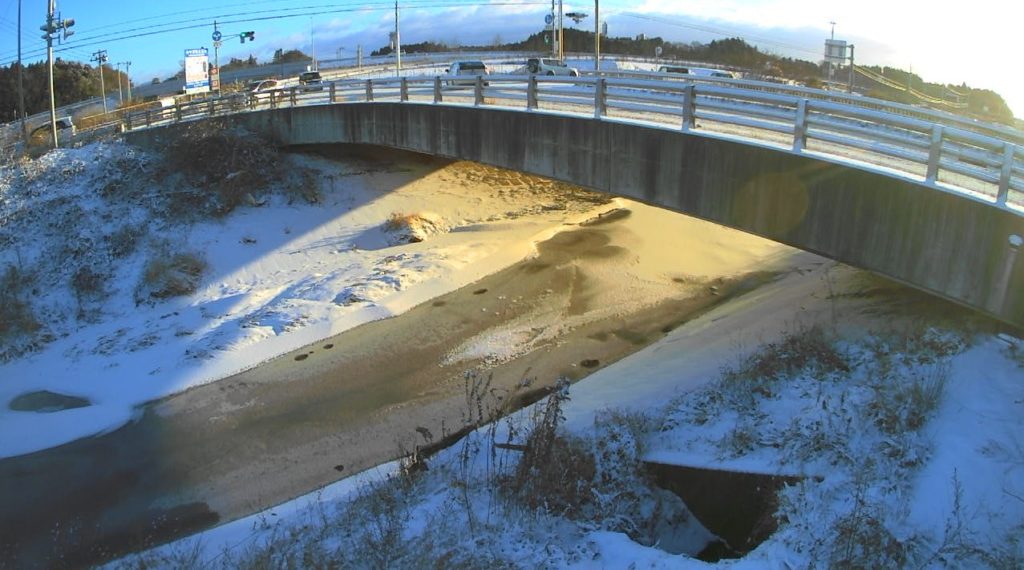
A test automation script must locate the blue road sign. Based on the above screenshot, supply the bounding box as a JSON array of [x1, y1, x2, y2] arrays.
[[545, 14, 553, 24], [212, 30, 222, 41]]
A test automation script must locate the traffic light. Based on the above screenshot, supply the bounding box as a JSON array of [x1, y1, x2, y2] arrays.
[[40, 16, 74, 41], [240, 31, 255, 43]]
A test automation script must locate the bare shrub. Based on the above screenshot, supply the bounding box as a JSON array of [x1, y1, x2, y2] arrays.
[[0, 264, 39, 341], [503, 380, 598, 516], [382, 212, 450, 245], [830, 484, 914, 568], [137, 248, 207, 302], [720, 324, 848, 409], [161, 120, 282, 218], [107, 225, 145, 259], [71, 266, 105, 299], [867, 363, 948, 436], [340, 474, 420, 568], [286, 168, 322, 205]]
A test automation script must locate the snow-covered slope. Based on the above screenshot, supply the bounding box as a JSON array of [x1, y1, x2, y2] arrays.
[[0, 138, 611, 457]]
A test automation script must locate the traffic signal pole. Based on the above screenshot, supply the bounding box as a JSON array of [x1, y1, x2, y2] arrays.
[[41, 0, 74, 147], [46, 0, 58, 147]]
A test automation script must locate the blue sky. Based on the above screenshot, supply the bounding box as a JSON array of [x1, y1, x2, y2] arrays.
[[1, 0, 1021, 116]]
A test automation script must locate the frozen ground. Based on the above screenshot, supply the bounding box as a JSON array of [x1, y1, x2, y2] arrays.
[[121, 261, 1024, 568], [2, 137, 1021, 567], [0, 138, 610, 457]]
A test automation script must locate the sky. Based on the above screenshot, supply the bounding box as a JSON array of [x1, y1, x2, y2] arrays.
[[1, 0, 1022, 117]]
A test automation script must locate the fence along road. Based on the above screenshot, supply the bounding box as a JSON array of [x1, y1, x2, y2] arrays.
[[123, 71, 1024, 209], [120, 72, 1024, 328]]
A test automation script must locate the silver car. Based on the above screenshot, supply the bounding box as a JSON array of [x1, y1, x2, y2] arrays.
[[446, 61, 490, 87]]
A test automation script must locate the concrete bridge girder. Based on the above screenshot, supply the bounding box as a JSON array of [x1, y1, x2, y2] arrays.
[[128, 104, 1024, 329]]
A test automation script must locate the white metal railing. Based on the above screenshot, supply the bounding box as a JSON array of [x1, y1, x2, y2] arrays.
[[119, 73, 1024, 211]]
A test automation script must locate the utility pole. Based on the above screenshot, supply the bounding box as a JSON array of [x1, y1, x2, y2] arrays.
[[115, 62, 123, 106], [550, 0, 556, 58], [41, 1, 74, 148], [91, 49, 108, 114], [17, 0, 27, 144], [122, 61, 132, 101], [828, 20, 836, 86], [394, 1, 401, 74], [309, 18, 317, 71], [594, 0, 600, 72], [847, 45, 855, 93], [358, 44, 363, 68], [557, 0, 562, 60]]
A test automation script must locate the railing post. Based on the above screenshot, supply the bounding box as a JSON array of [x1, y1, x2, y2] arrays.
[[433, 76, 442, 103], [366, 79, 374, 102], [145, 110, 151, 127], [997, 143, 1015, 206], [681, 84, 695, 131], [527, 75, 538, 111], [330, 82, 336, 103], [208, 99, 215, 117], [792, 98, 808, 152], [401, 78, 409, 102], [925, 124, 943, 184], [474, 76, 484, 106], [594, 77, 607, 118], [290, 87, 297, 106], [174, 102, 182, 122]]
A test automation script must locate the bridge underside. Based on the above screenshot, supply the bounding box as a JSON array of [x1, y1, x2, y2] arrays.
[[127, 104, 1024, 329]]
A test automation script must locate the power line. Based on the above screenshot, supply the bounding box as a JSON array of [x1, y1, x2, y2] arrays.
[[1, 0, 547, 64]]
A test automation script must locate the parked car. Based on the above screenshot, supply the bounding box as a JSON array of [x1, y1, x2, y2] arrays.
[[658, 65, 690, 74], [445, 61, 490, 86], [29, 117, 75, 145], [247, 79, 279, 93], [298, 71, 324, 91], [244, 79, 280, 105], [526, 58, 579, 77]]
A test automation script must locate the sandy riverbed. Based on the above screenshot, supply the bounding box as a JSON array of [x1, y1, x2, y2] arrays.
[[0, 202, 808, 566]]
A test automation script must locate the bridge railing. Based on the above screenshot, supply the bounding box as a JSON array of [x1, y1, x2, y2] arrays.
[[122, 73, 1024, 211]]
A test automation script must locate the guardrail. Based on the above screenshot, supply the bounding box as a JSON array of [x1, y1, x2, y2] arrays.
[[120, 73, 1024, 210]]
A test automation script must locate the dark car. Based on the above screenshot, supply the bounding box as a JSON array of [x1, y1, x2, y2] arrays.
[[299, 71, 324, 91]]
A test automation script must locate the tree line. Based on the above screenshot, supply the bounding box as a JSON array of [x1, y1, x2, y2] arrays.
[[0, 59, 128, 123]]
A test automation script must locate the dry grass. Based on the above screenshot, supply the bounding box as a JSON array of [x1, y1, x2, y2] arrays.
[[382, 212, 449, 244], [137, 249, 208, 302], [160, 120, 283, 218], [0, 264, 39, 341]]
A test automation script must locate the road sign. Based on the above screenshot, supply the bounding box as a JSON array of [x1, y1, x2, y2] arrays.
[[545, 14, 553, 24], [212, 30, 222, 41], [213, 40, 222, 48]]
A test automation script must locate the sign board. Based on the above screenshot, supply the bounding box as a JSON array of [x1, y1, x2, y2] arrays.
[[212, 30, 222, 42], [824, 39, 848, 65], [545, 14, 553, 24], [210, 65, 220, 91], [184, 47, 210, 94]]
